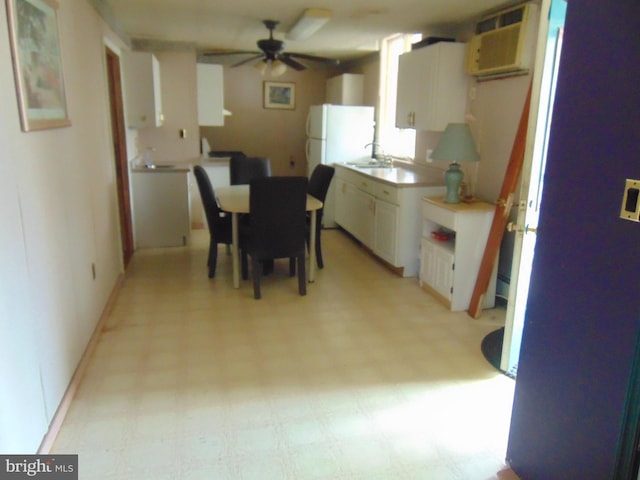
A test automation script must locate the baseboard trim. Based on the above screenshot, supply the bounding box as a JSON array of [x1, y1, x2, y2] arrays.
[[38, 273, 125, 454]]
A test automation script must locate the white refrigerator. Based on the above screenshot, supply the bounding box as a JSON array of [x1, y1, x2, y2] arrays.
[[306, 104, 375, 227]]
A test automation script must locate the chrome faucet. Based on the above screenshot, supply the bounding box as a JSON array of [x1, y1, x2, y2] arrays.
[[363, 142, 392, 167]]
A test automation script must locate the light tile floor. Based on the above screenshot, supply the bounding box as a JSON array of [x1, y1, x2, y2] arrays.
[[52, 229, 518, 479]]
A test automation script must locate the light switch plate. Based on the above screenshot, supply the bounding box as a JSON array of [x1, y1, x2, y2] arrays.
[[620, 178, 640, 222]]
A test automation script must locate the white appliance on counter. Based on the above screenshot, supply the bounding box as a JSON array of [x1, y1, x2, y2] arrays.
[[306, 104, 375, 228]]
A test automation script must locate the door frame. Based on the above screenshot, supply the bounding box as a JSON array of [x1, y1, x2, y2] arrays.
[[105, 46, 134, 267], [501, 0, 567, 373]]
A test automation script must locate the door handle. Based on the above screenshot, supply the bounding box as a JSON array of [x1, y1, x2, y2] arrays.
[[506, 222, 538, 234]]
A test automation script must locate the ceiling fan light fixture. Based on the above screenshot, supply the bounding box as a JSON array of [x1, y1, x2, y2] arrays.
[[254, 60, 268, 75], [270, 59, 287, 77], [286, 8, 332, 41]]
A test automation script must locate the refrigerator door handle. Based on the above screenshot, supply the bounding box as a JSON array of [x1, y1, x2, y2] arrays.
[[305, 139, 311, 164], [305, 113, 311, 137]]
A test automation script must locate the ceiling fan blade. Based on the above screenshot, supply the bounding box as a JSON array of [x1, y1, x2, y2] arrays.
[[287, 52, 340, 66], [278, 54, 307, 71], [231, 54, 265, 67]]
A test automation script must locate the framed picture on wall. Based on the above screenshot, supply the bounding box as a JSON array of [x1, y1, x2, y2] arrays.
[[6, 0, 71, 131], [263, 81, 295, 110]]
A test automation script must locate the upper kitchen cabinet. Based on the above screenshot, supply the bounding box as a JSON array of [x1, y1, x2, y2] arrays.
[[197, 63, 225, 126], [326, 73, 364, 105], [122, 51, 164, 128], [395, 42, 467, 131]]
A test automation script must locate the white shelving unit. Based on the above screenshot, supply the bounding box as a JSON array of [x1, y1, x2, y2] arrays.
[[420, 196, 497, 311]]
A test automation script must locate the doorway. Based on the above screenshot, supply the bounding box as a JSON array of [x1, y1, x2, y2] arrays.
[[500, 0, 567, 373], [105, 47, 134, 267]]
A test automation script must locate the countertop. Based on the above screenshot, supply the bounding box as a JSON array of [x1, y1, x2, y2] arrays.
[[423, 195, 496, 212], [132, 165, 190, 173], [335, 162, 445, 188]]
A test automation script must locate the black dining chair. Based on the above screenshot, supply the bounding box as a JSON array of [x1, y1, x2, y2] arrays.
[[193, 165, 233, 278], [307, 164, 335, 269], [244, 176, 308, 299], [230, 156, 271, 185]]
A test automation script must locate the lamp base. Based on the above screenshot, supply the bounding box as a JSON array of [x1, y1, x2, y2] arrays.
[[444, 162, 463, 204]]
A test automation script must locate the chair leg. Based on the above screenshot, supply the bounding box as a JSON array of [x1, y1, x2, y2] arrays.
[[263, 259, 274, 275], [252, 256, 262, 299], [289, 257, 296, 276], [241, 249, 249, 280], [315, 228, 324, 269], [208, 239, 218, 278], [297, 253, 307, 296]]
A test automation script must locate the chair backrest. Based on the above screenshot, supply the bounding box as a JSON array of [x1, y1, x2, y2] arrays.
[[193, 165, 223, 232], [230, 156, 271, 185], [308, 164, 335, 204], [249, 177, 308, 260]]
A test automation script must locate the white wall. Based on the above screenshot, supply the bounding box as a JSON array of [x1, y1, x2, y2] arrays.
[[0, 0, 124, 452]]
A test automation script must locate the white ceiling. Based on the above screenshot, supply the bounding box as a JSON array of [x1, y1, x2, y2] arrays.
[[99, 0, 513, 63]]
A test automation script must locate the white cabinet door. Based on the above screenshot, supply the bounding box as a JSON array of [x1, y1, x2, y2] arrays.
[[395, 42, 467, 131], [326, 73, 364, 105], [420, 238, 454, 301], [122, 52, 163, 128], [197, 64, 224, 126], [374, 199, 399, 264], [334, 178, 348, 228], [132, 171, 190, 248], [396, 48, 430, 129], [350, 187, 375, 248]]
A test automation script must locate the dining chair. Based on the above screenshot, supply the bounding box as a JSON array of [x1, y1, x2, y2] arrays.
[[244, 176, 308, 299], [307, 164, 335, 269], [193, 165, 233, 278], [229, 156, 271, 185]]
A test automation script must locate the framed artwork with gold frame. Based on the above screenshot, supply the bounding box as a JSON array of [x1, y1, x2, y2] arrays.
[[6, 0, 71, 131]]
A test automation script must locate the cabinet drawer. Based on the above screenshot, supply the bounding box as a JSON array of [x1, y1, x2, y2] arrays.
[[423, 201, 455, 230], [354, 175, 376, 196], [375, 182, 400, 205]]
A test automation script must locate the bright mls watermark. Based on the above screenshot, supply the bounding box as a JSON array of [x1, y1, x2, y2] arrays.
[[0, 455, 77, 479]]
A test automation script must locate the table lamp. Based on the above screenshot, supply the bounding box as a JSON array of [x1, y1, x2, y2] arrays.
[[431, 123, 480, 203]]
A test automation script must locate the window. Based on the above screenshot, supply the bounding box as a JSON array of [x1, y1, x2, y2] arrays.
[[377, 33, 422, 159]]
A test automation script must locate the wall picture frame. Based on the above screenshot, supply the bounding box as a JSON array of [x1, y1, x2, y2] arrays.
[[6, 0, 71, 131], [263, 81, 295, 110]]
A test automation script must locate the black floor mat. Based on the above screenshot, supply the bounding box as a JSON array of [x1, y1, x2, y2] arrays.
[[481, 327, 517, 379]]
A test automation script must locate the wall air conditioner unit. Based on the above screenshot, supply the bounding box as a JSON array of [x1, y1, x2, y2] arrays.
[[466, 2, 539, 77]]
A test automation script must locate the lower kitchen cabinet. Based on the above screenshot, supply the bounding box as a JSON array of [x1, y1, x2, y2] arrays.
[[373, 199, 399, 264], [334, 165, 445, 276], [420, 196, 497, 311], [132, 169, 190, 248]]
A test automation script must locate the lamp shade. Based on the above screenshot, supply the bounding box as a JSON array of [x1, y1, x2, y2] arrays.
[[432, 123, 479, 204], [431, 123, 480, 163]]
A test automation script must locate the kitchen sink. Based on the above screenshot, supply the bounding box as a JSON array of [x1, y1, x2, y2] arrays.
[[145, 164, 175, 169], [346, 161, 393, 169]]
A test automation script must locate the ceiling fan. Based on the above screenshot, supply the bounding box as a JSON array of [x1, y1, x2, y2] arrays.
[[201, 20, 339, 74]]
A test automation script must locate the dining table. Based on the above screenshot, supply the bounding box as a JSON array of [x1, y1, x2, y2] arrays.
[[215, 184, 323, 288]]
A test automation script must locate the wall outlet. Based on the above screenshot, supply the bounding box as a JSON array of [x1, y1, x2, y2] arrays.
[[426, 149, 433, 163]]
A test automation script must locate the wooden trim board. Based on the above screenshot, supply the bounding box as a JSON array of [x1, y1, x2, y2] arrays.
[[468, 83, 532, 318]]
